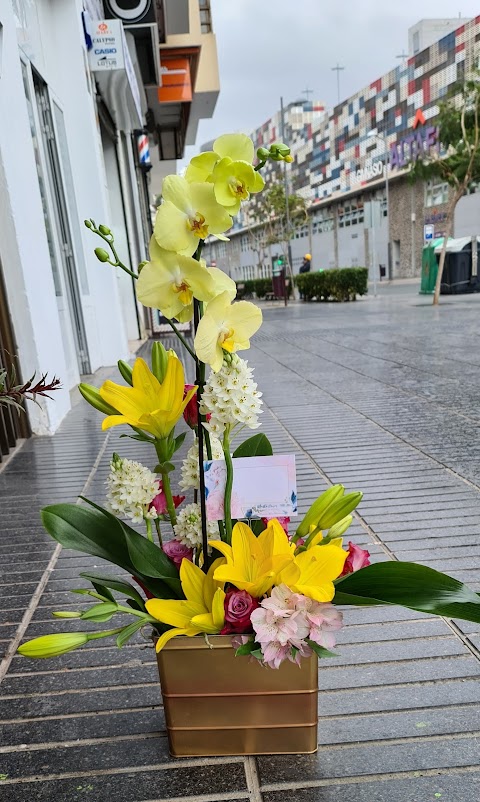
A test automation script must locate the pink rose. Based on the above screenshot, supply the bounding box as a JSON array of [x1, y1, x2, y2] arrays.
[[221, 589, 260, 634], [162, 539, 193, 569], [150, 487, 185, 516], [341, 542, 371, 576]]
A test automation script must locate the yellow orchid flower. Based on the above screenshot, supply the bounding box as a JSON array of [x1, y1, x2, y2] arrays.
[[137, 238, 216, 323], [154, 175, 232, 257], [184, 134, 264, 213], [146, 558, 226, 652], [99, 355, 196, 439], [194, 291, 262, 372], [185, 133, 257, 183], [210, 520, 294, 599], [277, 544, 348, 603]]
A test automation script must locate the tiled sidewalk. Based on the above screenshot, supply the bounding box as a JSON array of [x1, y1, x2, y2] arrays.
[[1, 286, 480, 801]]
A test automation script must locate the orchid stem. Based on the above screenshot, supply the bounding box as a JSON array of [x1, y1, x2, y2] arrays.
[[167, 319, 196, 361], [154, 519, 163, 547], [223, 427, 233, 545]]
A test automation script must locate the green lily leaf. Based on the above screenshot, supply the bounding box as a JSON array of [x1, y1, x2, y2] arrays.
[[334, 562, 480, 623], [116, 620, 146, 648], [306, 640, 337, 659], [174, 432, 187, 452], [233, 433, 273, 458], [125, 532, 182, 597], [80, 572, 146, 609]]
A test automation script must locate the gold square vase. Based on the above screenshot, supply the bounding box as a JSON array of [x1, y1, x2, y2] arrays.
[[156, 635, 318, 757]]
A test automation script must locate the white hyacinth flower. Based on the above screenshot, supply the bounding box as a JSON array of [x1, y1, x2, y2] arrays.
[[180, 434, 224, 491], [106, 453, 160, 525], [173, 502, 219, 548], [201, 355, 263, 436]]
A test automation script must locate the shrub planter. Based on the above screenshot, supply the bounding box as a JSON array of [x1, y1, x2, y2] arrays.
[[294, 267, 368, 301]]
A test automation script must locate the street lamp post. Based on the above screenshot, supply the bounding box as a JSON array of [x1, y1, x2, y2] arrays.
[[367, 130, 392, 280]]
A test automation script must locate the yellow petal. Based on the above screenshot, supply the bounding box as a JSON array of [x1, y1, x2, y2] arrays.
[[228, 301, 263, 349], [194, 313, 224, 372], [101, 414, 130, 431], [207, 267, 237, 301], [180, 559, 207, 608], [209, 540, 233, 563], [154, 201, 195, 255], [185, 152, 218, 183], [203, 557, 226, 607], [132, 358, 163, 410], [214, 133, 254, 163], [146, 598, 204, 629], [155, 627, 189, 652], [99, 381, 146, 421], [211, 587, 226, 630], [162, 174, 192, 213], [252, 171, 265, 192], [188, 183, 233, 235]]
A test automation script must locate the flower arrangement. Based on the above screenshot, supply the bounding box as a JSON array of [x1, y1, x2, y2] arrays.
[[18, 134, 480, 678]]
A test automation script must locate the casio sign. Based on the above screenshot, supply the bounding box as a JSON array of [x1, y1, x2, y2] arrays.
[[95, 48, 117, 54]]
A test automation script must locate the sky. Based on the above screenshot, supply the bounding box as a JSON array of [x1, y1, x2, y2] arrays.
[[180, 0, 480, 167]]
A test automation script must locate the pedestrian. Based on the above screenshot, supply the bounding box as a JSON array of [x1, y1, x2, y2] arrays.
[[298, 253, 311, 300], [299, 253, 312, 274]]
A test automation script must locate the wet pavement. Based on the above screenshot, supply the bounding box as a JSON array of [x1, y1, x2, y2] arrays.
[[1, 284, 480, 801]]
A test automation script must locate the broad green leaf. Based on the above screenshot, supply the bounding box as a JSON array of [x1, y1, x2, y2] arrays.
[[334, 562, 480, 623], [233, 433, 273, 458], [41, 504, 132, 568], [91, 582, 115, 603], [80, 572, 146, 609], [174, 432, 187, 452], [116, 620, 145, 648], [124, 531, 182, 597]]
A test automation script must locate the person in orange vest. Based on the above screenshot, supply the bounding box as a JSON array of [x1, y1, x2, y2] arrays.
[[299, 253, 312, 273]]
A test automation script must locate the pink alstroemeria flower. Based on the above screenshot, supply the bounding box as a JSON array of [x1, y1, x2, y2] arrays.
[[340, 542, 371, 576]]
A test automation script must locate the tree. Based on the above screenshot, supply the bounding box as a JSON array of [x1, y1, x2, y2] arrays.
[[246, 181, 308, 290], [410, 75, 480, 305]]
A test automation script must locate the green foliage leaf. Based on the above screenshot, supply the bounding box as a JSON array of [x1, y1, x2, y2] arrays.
[[79, 572, 146, 609], [334, 562, 480, 623], [233, 433, 273, 458], [174, 432, 187, 452], [125, 532, 182, 596], [234, 637, 256, 656], [116, 620, 145, 648]]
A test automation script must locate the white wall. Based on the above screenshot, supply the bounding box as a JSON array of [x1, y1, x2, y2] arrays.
[[0, 0, 70, 433], [0, 0, 135, 434]]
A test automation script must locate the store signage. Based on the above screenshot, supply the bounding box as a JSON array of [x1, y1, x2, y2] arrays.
[[424, 224, 434, 241], [352, 160, 384, 185], [390, 115, 439, 170], [158, 56, 192, 103], [89, 19, 125, 71]]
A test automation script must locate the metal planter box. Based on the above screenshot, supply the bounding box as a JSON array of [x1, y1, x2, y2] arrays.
[[156, 635, 318, 757]]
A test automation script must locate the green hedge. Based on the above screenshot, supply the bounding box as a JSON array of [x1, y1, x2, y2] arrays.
[[294, 268, 368, 302], [236, 278, 293, 300]]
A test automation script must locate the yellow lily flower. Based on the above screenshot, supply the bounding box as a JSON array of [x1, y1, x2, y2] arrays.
[[278, 544, 348, 603], [99, 355, 196, 439], [210, 520, 294, 599], [137, 238, 216, 323], [154, 175, 232, 257], [146, 558, 226, 652], [194, 291, 262, 372]]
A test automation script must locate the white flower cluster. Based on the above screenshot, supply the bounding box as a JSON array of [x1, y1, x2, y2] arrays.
[[173, 503, 219, 548], [180, 435, 223, 491], [201, 356, 262, 436], [106, 454, 159, 525]]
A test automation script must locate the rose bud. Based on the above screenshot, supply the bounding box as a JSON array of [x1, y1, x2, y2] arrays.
[[183, 384, 199, 429], [341, 542, 371, 576], [220, 589, 260, 634]]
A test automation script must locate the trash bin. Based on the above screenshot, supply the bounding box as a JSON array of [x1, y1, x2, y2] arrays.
[[379, 265, 386, 279], [420, 238, 445, 294], [433, 237, 480, 295]]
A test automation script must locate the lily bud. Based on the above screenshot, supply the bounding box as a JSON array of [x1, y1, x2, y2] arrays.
[[94, 247, 110, 263], [78, 383, 119, 416], [18, 632, 89, 659], [117, 360, 133, 386], [52, 611, 82, 618], [151, 341, 169, 383]]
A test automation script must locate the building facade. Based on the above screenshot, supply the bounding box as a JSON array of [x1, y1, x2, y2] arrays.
[[203, 16, 480, 283], [0, 0, 219, 438]]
